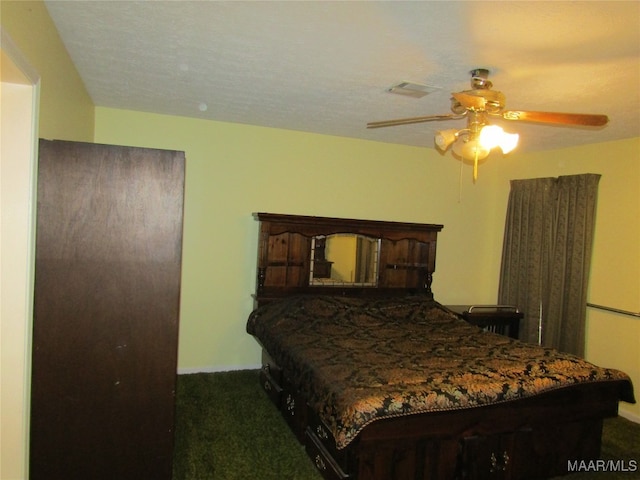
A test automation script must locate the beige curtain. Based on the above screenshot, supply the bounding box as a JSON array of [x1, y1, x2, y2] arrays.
[[498, 174, 601, 356]]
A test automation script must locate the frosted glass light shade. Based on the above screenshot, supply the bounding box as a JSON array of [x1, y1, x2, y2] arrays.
[[478, 125, 503, 149], [452, 137, 490, 161], [499, 132, 519, 154], [478, 125, 519, 154], [434, 129, 458, 151]]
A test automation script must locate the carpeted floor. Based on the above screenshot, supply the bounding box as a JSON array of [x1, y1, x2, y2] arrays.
[[172, 370, 639, 480], [173, 370, 320, 480]]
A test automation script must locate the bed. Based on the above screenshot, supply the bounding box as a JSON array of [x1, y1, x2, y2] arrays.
[[246, 213, 635, 480]]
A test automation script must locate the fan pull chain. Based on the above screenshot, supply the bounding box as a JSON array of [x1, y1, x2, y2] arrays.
[[473, 148, 479, 182]]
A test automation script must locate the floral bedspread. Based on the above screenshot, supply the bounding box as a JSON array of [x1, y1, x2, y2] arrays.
[[246, 295, 634, 449]]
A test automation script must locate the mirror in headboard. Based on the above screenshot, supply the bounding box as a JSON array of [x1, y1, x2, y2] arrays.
[[253, 213, 443, 305], [310, 234, 380, 286]]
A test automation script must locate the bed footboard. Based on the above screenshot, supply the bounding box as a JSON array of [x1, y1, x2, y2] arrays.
[[258, 348, 624, 480]]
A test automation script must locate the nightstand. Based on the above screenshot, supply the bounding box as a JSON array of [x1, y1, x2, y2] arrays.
[[445, 305, 523, 340]]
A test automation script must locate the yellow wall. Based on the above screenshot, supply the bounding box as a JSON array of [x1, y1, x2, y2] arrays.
[[1, 0, 94, 141], [327, 235, 357, 282], [94, 107, 509, 371]]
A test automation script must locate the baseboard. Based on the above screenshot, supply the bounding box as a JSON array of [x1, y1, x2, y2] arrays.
[[619, 409, 640, 424], [177, 364, 261, 375]]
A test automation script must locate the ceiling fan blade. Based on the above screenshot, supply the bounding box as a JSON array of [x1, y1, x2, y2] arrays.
[[451, 92, 486, 110], [366, 113, 465, 129], [500, 110, 609, 126]]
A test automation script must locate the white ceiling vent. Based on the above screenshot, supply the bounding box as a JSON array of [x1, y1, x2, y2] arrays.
[[387, 81, 440, 98]]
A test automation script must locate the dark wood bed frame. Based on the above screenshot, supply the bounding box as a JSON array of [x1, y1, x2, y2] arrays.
[[250, 213, 631, 480]]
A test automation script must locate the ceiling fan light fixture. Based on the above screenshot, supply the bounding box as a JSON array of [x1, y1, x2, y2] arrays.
[[369, 68, 608, 182], [452, 136, 491, 162], [477, 125, 502, 149], [478, 125, 519, 154], [434, 129, 458, 151], [498, 132, 519, 154]]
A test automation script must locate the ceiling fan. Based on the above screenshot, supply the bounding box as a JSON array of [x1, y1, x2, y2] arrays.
[[367, 69, 609, 180]]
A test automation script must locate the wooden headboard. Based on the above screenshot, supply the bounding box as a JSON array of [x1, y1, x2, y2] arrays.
[[253, 213, 443, 305]]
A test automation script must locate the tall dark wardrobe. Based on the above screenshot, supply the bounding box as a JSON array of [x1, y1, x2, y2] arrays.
[[30, 140, 185, 479]]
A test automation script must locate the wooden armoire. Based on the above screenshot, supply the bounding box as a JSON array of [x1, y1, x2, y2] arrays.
[[30, 140, 185, 479]]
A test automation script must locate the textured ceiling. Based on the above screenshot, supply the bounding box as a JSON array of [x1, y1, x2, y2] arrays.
[[44, 1, 640, 153]]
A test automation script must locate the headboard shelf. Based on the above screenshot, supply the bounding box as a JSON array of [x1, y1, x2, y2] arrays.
[[254, 212, 442, 239], [253, 213, 443, 305]]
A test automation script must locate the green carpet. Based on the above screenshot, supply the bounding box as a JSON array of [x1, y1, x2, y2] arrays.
[[172, 370, 639, 480], [172, 370, 321, 480]]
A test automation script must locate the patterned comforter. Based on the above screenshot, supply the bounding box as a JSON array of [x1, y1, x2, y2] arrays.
[[246, 295, 634, 449]]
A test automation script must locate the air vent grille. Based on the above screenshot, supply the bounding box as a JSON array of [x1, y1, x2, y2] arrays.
[[387, 81, 439, 98]]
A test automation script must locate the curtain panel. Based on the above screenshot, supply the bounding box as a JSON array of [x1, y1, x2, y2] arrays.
[[498, 174, 601, 356]]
